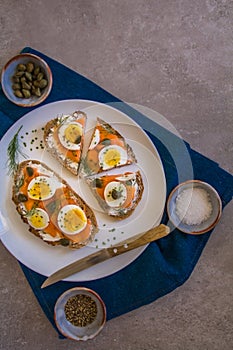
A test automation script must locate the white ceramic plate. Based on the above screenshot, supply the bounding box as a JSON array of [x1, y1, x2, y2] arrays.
[[0, 99, 166, 281]]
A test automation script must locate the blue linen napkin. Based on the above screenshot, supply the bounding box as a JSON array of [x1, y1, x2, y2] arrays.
[[1, 47, 232, 338]]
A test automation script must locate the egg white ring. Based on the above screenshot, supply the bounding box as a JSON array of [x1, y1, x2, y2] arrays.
[[89, 128, 100, 150], [27, 176, 57, 201], [98, 144, 128, 170], [57, 204, 87, 236], [58, 121, 83, 150], [27, 208, 50, 230], [104, 181, 127, 208]]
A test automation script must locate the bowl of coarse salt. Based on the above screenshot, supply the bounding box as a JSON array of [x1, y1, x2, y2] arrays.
[[167, 180, 222, 234]]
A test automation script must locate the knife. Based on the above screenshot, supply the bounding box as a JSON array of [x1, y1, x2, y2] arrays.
[[41, 224, 170, 288]]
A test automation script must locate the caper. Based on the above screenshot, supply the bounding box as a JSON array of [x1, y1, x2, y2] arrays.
[[93, 178, 103, 188], [26, 166, 34, 177], [36, 72, 44, 81], [112, 189, 122, 200], [20, 76, 26, 83], [26, 62, 34, 73], [34, 87, 41, 97], [22, 89, 31, 98], [17, 193, 28, 202], [46, 200, 59, 214], [15, 71, 25, 77], [17, 63, 26, 71], [14, 90, 23, 98], [39, 79, 48, 89], [34, 66, 40, 76], [12, 76, 20, 83], [60, 238, 70, 246], [12, 83, 21, 90], [25, 72, 32, 81], [75, 135, 81, 144], [22, 81, 31, 90], [101, 138, 111, 146], [33, 80, 40, 87]]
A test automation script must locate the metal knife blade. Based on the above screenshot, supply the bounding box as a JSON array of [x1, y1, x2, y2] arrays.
[[41, 224, 170, 288]]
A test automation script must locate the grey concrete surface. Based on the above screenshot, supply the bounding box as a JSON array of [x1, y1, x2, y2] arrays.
[[0, 0, 232, 349]]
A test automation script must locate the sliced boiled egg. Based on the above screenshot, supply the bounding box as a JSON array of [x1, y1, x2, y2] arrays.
[[57, 204, 87, 235], [27, 208, 49, 230], [104, 181, 127, 207], [89, 128, 100, 150], [58, 121, 83, 150], [99, 145, 127, 170], [28, 176, 56, 201]]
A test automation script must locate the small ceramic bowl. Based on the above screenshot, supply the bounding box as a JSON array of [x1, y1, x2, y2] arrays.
[[167, 180, 222, 234], [1, 53, 52, 107], [54, 287, 106, 341]]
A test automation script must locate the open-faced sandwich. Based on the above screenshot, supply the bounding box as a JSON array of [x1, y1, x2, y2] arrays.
[[80, 118, 137, 177], [85, 171, 144, 219], [44, 111, 86, 175], [12, 160, 98, 248]]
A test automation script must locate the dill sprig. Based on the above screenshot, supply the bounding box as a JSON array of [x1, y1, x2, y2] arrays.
[[7, 125, 27, 176]]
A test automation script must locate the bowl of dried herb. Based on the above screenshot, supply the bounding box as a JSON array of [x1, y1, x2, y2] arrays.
[[54, 287, 106, 341]]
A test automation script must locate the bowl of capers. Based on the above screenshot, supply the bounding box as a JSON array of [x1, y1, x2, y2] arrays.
[[1, 53, 53, 107]]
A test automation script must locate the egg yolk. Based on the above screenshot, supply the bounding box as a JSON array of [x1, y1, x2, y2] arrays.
[[103, 148, 121, 167], [64, 124, 82, 144], [29, 212, 47, 229], [64, 208, 86, 233], [29, 182, 51, 200]]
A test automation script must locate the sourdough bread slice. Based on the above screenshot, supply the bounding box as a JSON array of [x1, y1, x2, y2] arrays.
[[44, 111, 86, 175], [85, 171, 144, 219], [80, 118, 137, 177], [12, 160, 98, 248]]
